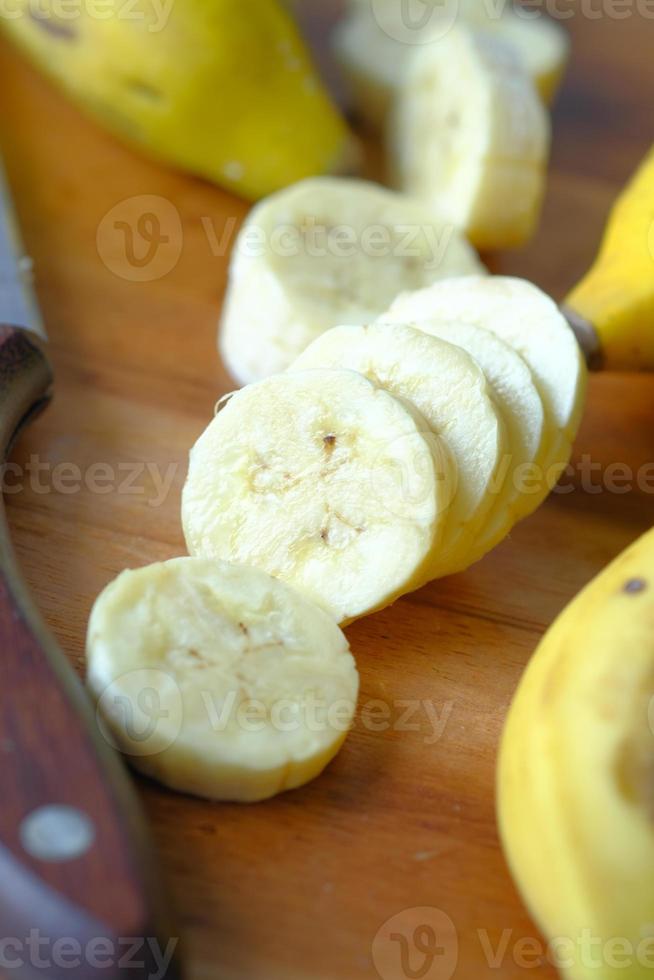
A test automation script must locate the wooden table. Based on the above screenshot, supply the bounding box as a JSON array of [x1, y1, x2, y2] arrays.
[[0, 8, 653, 978]]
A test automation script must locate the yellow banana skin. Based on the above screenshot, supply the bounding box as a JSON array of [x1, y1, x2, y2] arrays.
[[566, 146, 654, 369], [498, 526, 654, 980], [0, 0, 350, 200]]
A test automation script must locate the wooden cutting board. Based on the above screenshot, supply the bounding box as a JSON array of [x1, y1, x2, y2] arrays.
[[0, 10, 653, 979]]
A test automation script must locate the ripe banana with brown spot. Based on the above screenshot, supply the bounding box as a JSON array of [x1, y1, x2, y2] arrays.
[[498, 527, 654, 979]]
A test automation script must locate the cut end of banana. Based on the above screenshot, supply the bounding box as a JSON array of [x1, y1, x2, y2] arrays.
[[87, 558, 359, 803], [182, 369, 446, 623], [219, 176, 484, 385]]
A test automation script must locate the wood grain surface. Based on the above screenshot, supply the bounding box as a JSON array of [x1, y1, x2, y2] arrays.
[[0, 7, 653, 978]]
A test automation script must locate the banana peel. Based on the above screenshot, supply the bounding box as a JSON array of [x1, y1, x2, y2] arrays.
[[498, 526, 654, 980], [565, 146, 654, 370], [0, 0, 353, 200]]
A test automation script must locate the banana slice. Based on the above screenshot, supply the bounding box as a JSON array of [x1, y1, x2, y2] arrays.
[[386, 276, 587, 514], [87, 558, 358, 803], [182, 370, 448, 622], [484, 13, 570, 105], [381, 319, 544, 568], [391, 26, 550, 250], [219, 176, 484, 385], [333, 0, 568, 130], [291, 323, 505, 578]]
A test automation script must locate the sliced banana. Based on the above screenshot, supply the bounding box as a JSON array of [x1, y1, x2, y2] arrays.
[[485, 12, 569, 105], [182, 370, 448, 622], [87, 558, 359, 803], [386, 276, 587, 514], [391, 26, 550, 250], [291, 323, 505, 578], [219, 176, 484, 385], [333, 0, 568, 130], [376, 318, 546, 565]]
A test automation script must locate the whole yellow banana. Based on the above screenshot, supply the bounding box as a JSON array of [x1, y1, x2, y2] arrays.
[[498, 526, 654, 980], [565, 146, 654, 369], [0, 0, 351, 200]]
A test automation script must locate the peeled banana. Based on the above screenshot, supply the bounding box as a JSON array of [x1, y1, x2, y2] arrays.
[[391, 26, 550, 250], [87, 558, 359, 802], [498, 527, 654, 979], [333, 0, 569, 129], [219, 177, 483, 385], [385, 276, 588, 514], [182, 369, 449, 623], [1, 0, 351, 200], [291, 322, 506, 578], [377, 318, 546, 564]]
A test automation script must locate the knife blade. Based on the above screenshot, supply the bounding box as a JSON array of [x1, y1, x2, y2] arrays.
[[0, 162, 182, 979], [0, 161, 44, 337]]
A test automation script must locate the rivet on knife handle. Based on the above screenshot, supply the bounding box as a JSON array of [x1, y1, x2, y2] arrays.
[[0, 326, 182, 980]]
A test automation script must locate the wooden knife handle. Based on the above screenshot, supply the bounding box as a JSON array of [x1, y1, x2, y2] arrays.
[[0, 327, 182, 980]]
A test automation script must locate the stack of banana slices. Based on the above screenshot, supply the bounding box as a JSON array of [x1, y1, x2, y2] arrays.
[[89, 270, 586, 805], [87, 1, 578, 805], [190, 274, 587, 629]]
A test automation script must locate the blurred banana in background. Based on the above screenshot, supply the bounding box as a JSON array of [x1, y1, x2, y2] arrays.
[[565, 146, 654, 370], [0, 0, 353, 199], [333, 0, 570, 130], [498, 527, 654, 980]]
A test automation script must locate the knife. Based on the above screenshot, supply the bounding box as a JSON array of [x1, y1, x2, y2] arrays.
[[0, 163, 182, 979]]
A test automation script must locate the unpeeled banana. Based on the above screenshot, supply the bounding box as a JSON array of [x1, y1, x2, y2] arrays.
[[498, 527, 654, 980], [565, 145, 654, 370], [87, 557, 358, 802], [1, 0, 351, 200]]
